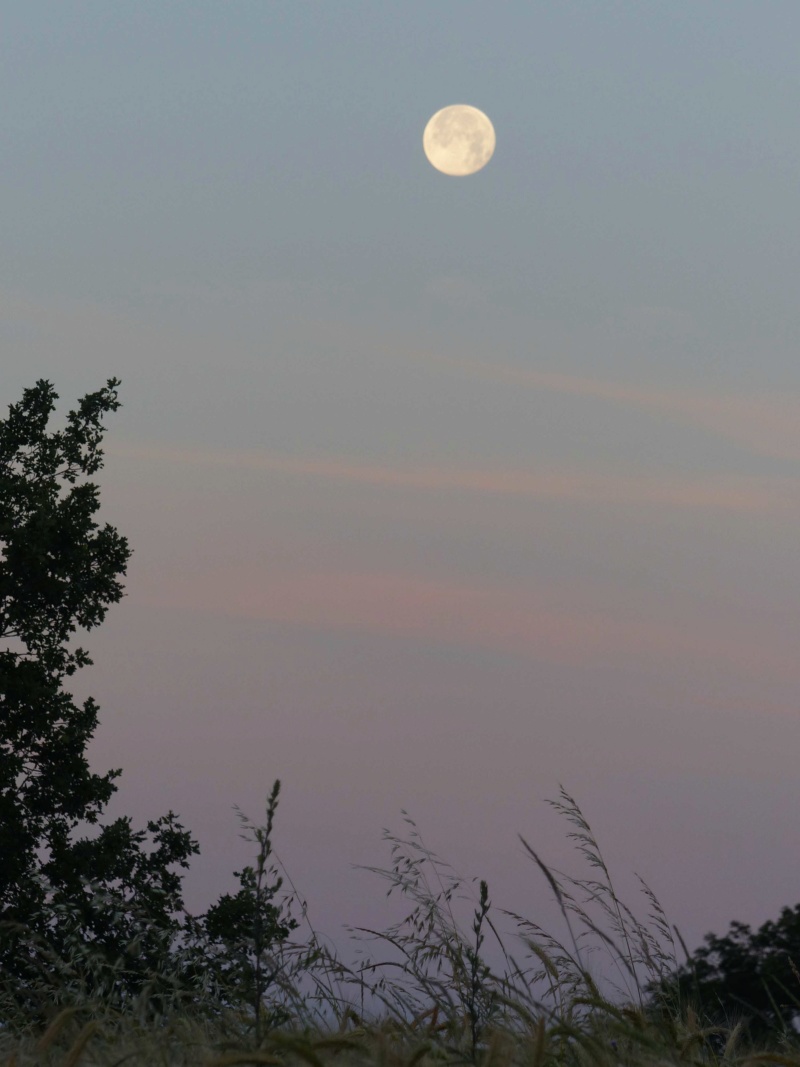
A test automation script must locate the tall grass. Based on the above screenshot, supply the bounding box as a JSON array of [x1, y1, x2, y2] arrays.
[[1, 784, 799, 1067]]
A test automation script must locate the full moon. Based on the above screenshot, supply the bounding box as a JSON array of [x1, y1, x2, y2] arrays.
[[423, 104, 496, 176]]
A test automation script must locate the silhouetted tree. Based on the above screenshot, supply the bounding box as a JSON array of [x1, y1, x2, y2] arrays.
[[180, 781, 300, 1036], [644, 906, 800, 1050], [0, 379, 297, 1034]]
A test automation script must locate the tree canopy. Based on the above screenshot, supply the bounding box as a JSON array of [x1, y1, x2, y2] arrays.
[[0, 379, 296, 1034], [645, 905, 800, 1048]]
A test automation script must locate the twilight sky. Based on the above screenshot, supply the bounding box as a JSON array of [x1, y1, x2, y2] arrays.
[[5, 1, 800, 999]]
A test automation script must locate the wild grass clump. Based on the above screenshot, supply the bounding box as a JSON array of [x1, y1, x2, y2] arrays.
[[2, 784, 799, 1067]]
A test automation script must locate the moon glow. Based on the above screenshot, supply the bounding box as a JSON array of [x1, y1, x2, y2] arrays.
[[423, 104, 496, 176]]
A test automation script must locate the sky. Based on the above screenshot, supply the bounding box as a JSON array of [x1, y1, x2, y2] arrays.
[[4, 0, 800, 1004]]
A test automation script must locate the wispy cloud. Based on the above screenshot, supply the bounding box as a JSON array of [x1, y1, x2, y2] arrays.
[[107, 440, 796, 515], [134, 564, 800, 683], [7, 284, 799, 466], [418, 351, 800, 464]]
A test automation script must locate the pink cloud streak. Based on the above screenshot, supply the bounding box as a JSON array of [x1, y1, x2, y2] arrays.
[[135, 565, 800, 683], [107, 441, 792, 514], [420, 352, 800, 464]]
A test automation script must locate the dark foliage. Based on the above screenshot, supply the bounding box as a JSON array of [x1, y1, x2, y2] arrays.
[[0, 380, 296, 1035], [645, 904, 800, 1049]]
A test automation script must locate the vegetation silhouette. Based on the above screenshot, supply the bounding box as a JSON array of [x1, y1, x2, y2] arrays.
[[0, 379, 297, 1036], [2, 378, 800, 1066], [645, 904, 800, 1050]]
